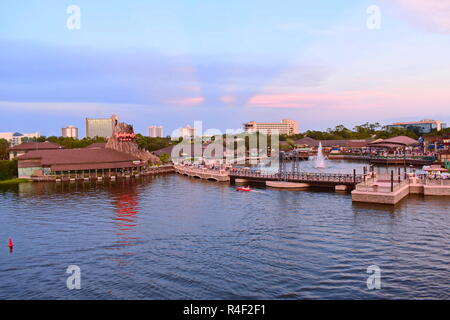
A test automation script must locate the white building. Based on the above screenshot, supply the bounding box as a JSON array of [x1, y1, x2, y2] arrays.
[[0, 132, 41, 146], [62, 125, 78, 138], [85, 115, 118, 138], [387, 119, 446, 134], [243, 119, 299, 135], [148, 126, 164, 138], [178, 125, 197, 138]]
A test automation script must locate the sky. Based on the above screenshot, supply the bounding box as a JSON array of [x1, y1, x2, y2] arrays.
[[0, 0, 449, 137]]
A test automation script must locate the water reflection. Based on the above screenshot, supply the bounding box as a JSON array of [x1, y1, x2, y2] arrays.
[[112, 189, 140, 248]]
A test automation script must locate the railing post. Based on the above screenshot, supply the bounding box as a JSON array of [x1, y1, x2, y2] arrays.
[[391, 170, 394, 192]]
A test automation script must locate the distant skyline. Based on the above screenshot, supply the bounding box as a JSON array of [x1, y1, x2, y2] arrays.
[[1, 0, 449, 137]]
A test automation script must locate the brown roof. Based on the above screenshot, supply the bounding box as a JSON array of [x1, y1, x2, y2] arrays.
[[18, 148, 142, 171], [86, 142, 106, 148], [294, 137, 372, 148], [153, 143, 216, 157], [8, 141, 63, 151], [293, 137, 319, 147], [368, 136, 418, 147], [320, 139, 372, 148]]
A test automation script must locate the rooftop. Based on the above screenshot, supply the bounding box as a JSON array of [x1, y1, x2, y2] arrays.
[[392, 119, 441, 125], [368, 136, 418, 148], [293, 137, 372, 148], [86, 142, 107, 149], [8, 141, 63, 151], [18, 148, 141, 171]]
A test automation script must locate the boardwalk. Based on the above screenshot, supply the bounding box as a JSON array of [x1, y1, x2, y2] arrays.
[[229, 168, 364, 187]]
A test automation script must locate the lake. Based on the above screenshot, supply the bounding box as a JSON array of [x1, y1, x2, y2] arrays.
[[0, 170, 449, 299]]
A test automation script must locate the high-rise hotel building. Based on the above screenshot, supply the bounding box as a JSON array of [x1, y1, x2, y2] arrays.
[[148, 126, 164, 138], [387, 119, 446, 134], [61, 125, 78, 139], [243, 119, 299, 135], [178, 125, 197, 138], [86, 115, 118, 138]]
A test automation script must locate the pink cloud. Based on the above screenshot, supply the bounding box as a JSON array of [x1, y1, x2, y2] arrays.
[[166, 96, 205, 106], [247, 91, 390, 108]]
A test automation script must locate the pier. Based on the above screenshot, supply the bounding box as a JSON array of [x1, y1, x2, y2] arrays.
[[174, 157, 450, 205], [352, 172, 450, 205]]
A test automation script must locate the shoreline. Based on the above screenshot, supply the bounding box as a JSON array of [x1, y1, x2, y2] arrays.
[[0, 178, 32, 185]]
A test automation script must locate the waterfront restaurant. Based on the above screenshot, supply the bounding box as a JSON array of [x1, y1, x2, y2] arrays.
[[17, 148, 148, 180]]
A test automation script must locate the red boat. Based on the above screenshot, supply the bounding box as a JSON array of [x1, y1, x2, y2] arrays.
[[236, 186, 253, 192]]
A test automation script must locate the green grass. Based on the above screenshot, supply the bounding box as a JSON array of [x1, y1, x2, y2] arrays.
[[0, 178, 32, 185]]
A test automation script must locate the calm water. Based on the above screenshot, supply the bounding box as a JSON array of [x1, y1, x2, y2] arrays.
[[0, 172, 449, 299]]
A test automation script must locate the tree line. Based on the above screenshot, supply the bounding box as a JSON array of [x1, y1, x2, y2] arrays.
[[279, 122, 427, 142], [22, 136, 108, 149], [135, 134, 180, 152]]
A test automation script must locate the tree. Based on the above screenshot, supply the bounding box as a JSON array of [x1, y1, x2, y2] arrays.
[[424, 127, 450, 137], [0, 138, 9, 160], [0, 159, 17, 180], [135, 134, 177, 152], [159, 152, 171, 164]]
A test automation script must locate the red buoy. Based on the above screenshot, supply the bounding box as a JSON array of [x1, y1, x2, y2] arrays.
[[8, 238, 14, 248]]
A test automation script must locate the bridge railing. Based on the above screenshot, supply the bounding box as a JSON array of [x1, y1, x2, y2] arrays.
[[175, 165, 229, 176], [355, 178, 410, 193], [229, 169, 364, 183]]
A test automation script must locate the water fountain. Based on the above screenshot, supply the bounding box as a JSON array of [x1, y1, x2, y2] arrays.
[[313, 142, 326, 168]]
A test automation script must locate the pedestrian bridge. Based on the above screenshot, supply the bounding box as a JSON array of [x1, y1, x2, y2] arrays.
[[229, 168, 364, 188], [174, 165, 230, 182]]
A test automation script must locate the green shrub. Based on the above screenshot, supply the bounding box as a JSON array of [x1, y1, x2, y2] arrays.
[[159, 152, 171, 164], [0, 159, 18, 181]]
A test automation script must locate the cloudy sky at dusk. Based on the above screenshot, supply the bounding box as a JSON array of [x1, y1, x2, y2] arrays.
[[1, 0, 449, 137]]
